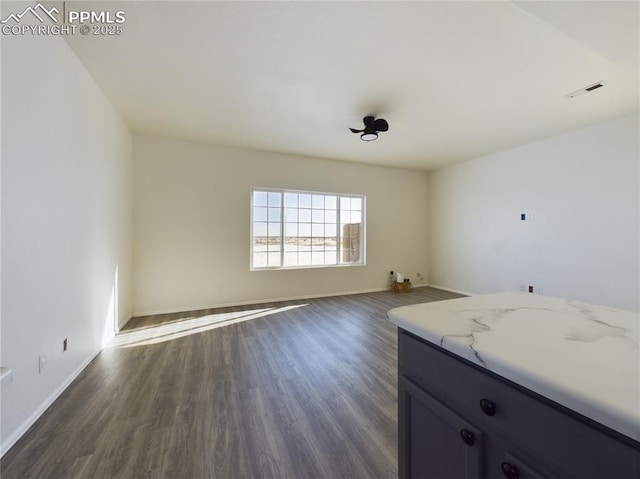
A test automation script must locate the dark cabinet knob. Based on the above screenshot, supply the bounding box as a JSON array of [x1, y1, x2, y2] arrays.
[[480, 398, 497, 416], [459, 429, 475, 446], [501, 462, 520, 479]]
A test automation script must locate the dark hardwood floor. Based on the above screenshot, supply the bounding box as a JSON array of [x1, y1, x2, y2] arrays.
[[1, 287, 462, 478]]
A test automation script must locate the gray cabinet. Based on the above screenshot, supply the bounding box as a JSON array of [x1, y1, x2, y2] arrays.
[[398, 329, 640, 479], [400, 376, 483, 478]]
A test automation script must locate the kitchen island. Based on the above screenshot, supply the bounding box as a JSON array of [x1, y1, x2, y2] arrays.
[[388, 292, 640, 478]]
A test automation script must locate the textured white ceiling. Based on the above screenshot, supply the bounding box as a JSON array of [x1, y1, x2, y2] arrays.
[[63, 1, 639, 170]]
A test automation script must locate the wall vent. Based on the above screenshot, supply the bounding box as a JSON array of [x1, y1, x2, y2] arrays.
[[566, 82, 605, 98]]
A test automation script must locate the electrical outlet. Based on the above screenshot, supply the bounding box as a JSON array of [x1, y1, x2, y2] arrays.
[[528, 285, 533, 293], [38, 355, 46, 373], [416, 272, 424, 281], [63, 338, 68, 352]]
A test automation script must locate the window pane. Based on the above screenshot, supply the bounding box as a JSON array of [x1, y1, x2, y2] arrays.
[[253, 207, 267, 222], [253, 191, 268, 207], [284, 208, 298, 222], [324, 250, 337, 264], [325, 195, 337, 209], [268, 192, 281, 207], [312, 195, 325, 209], [268, 223, 280, 236], [341, 211, 351, 224], [299, 223, 311, 237], [340, 196, 351, 210], [284, 237, 298, 251], [268, 207, 281, 222], [285, 223, 297, 236], [351, 211, 362, 223], [312, 224, 324, 237], [299, 236, 311, 251], [253, 237, 267, 252], [312, 209, 324, 223], [326, 237, 337, 249], [341, 223, 361, 264], [325, 209, 336, 223], [253, 252, 267, 268], [351, 197, 362, 210], [299, 194, 312, 208], [268, 236, 281, 251], [325, 224, 337, 237], [312, 252, 324, 265], [299, 208, 311, 223], [268, 252, 281, 267], [298, 251, 311, 265], [284, 193, 298, 208], [284, 252, 297, 266], [253, 222, 268, 237]]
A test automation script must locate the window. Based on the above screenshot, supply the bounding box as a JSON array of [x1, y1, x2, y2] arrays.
[[251, 188, 365, 269]]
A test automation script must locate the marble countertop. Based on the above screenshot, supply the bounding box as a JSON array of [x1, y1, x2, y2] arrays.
[[387, 292, 640, 442], [0, 367, 13, 389]]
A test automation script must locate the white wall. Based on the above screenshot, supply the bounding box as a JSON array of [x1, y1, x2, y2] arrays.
[[133, 135, 429, 314], [1, 32, 132, 453], [428, 113, 639, 311]]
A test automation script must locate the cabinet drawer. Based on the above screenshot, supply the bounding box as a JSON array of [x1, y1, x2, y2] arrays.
[[399, 330, 640, 478]]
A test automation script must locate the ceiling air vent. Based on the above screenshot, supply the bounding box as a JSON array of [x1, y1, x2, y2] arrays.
[[566, 82, 605, 98]]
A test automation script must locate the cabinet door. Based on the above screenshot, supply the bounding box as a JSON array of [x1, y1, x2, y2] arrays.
[[399, 376, 484, 479]]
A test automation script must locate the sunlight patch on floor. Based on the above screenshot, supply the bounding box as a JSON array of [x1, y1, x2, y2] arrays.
[[107, 304, 308, 348]]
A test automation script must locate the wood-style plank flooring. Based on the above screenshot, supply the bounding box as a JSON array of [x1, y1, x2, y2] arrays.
[[1, 287, 462, 478]]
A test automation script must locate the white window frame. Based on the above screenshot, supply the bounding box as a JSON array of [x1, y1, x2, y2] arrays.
[[250, 187, 367, 270]]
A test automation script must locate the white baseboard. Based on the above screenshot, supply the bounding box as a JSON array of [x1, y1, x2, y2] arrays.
[[132, 284, 470, 318], [117, 313, 133, 332], [0, 347, 101, 458], [132, 286, 400, 317], [425, 283, 476, 297]]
